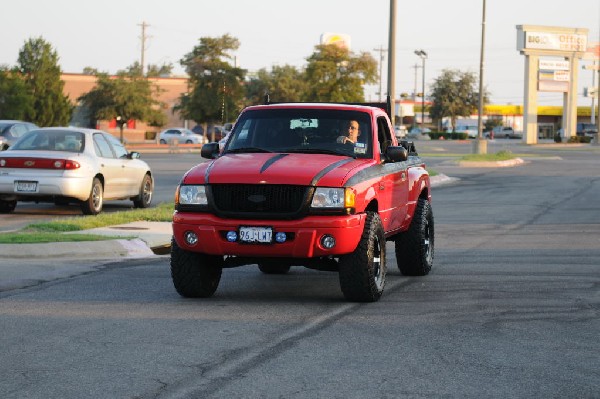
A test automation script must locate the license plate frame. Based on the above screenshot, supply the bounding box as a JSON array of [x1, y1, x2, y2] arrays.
[[15, 181, 38, 193], [239, 226, 273, 244]]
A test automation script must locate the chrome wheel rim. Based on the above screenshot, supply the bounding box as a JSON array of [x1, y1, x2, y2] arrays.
[[373, 235, 384, 290], [92, 183, 102, 211]]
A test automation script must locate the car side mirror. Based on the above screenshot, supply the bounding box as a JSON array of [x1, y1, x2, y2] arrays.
[[201, 142, 220, 159], [385, 146, 408, 162], [128, 151, 140, 159]]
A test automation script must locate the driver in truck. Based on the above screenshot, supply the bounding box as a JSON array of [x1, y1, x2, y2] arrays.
[[337, 120, 361, 145]]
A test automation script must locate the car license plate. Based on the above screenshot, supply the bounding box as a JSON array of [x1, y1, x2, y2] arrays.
[[239, 226, 272, 243], [15, 181, 38, 192]]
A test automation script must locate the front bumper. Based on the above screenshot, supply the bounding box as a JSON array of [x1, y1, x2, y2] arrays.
[[172, 212, 366, 258]]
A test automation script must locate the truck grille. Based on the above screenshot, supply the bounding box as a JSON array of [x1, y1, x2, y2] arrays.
[[210, 184, 311, 217]]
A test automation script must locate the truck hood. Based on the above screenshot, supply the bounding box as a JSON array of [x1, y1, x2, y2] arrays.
[[183, 153, 373, 186]]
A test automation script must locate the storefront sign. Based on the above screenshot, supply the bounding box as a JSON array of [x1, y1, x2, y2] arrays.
[[524, 32, 587, 52]]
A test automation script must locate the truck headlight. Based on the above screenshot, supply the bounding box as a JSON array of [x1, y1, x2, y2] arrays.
[[177, 185, 208, 205], [311, 188, 353, 208]]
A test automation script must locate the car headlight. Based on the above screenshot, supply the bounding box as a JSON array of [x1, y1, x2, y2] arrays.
[[177, 185, 208, 205], [311, 188, 354, 208]]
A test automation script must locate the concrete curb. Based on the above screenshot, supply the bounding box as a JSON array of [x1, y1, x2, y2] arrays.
[[456, 157, 526, 168]]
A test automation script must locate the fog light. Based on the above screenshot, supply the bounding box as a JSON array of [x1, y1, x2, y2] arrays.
[[321, 235, 335, 249], [275, 232, 287, 243], [184, 231, 198, 246], [226, 231, 238, 242]]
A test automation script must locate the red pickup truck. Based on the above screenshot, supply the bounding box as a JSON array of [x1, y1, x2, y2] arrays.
[[170, 100, 434, 302]]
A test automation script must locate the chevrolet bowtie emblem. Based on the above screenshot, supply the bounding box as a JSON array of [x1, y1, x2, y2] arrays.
[[24, 161, 35, 167]]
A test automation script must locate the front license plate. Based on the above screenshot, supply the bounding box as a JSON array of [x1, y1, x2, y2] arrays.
[[15, 181, 38, 192], [239, 226, 273, 243]]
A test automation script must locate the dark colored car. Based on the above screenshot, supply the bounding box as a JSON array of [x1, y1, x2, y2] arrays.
[[0, 120, 39, 150], [576, 123, 598, 137]]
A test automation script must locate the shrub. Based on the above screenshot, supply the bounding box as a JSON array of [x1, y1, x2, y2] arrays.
[[568, 136, 591, 143]]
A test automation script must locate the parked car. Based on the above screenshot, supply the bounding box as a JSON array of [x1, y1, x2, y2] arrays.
[[158, 128, 206, 144], [407, 127, 431, 140], [455, 125, 478, 139], [576, 123, 598, 137], [0, 120, 38, 150], [485, 126, 523, 139], [191, 125, 226, 141], [394, 125, 407, 139], [0, 127, 153, 215]]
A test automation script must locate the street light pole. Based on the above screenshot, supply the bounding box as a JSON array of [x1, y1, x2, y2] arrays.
[[475, 0, 488, 154], [414, 50, 427, 131]]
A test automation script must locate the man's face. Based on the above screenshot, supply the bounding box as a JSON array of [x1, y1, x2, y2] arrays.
[[347, 121, 360, 143]]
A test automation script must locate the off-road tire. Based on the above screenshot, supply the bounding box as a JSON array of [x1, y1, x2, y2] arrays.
[[258, 261, 291, 274], [0, 199, 17, 213], [395, 198, 434, 276], [81, 177, 103, 215], [133, 174, 153, 208], [171, 238, 223, 298], [338, 212, 386, 302]]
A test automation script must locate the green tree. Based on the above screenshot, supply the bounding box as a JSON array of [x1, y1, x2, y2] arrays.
[[429, 69, 488, 131], [303, 44, 377, 102], [121, 61, 174, 78], [78, 71, 166, 142], [0, 66, 34, 120], [245, 65, 307, 105], [177, 34, 246, 139], [16, 37, 72, 126]]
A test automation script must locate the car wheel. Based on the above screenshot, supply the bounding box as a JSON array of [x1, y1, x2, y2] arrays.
[[170, 238, 223, 298], [160, 139, 167, 144], [0, 199, 17, 213], [258, 261, 291, 274], [185, 140, 193, 144], [338, 212, 386, 302], [81, 177, 103, 215], [395, 198, 434, 276], [133, 174, 153, 208]]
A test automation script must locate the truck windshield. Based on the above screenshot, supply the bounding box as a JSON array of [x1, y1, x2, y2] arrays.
[[223, 109, 373, 159]]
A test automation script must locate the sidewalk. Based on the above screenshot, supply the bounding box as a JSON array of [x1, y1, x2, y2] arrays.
[[0, 221, 173, 292]]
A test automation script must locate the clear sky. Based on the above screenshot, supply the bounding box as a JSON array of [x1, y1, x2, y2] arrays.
[[1, 0, 598, 106]]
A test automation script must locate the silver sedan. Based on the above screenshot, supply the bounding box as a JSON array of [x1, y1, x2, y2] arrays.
[[0, 127, 153, 215]]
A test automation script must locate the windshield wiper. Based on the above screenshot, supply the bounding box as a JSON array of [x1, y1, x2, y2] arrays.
[[225, 147, 273, 154], [282, 148, 351, 157]]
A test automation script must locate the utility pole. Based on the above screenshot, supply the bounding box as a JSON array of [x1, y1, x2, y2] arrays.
[[475, 0, 488, 154], [373, 46, 387, 101], [387, 0, 396, 126], [138, 21, 150, 76]]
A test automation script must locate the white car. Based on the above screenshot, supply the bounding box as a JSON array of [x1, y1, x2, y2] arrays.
[[0, 127, 153, 215], [158, 128, 206, 144], [455, 125, 479, 139]]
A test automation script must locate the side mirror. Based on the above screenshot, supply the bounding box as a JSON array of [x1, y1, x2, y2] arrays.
[[201, 142, 220, 159], [128, 151, 140, 159], [385, 146, 408, 162]]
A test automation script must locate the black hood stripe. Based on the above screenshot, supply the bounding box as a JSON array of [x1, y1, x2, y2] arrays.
[[260, 154, 289, 173], [310, 158, 355, 186]]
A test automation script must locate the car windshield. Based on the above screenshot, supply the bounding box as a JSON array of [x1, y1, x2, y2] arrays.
[[223, 109, 373, 159], [10, 130, 85, 153]]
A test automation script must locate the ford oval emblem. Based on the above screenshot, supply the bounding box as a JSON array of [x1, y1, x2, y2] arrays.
[[248, 194, 266, 203]]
